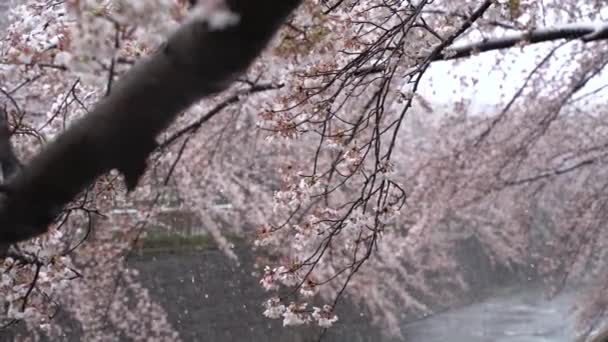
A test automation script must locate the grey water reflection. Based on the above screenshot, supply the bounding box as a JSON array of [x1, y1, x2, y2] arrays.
[[403, 287, 582, 342]]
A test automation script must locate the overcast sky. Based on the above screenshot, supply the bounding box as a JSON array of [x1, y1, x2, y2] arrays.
[[422, 43, 608, 109], [420, 9, 608, 109]]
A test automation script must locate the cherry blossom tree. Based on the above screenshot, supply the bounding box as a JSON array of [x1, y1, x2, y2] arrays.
[[1, 0, 608, 340]]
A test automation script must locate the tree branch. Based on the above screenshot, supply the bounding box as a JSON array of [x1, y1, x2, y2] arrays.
[[0, 0, 302, 244], [0, 108, 22, 182], [437, 23, 608, 61], [0, 108, 22, 254], [159, 82, 283, 149]]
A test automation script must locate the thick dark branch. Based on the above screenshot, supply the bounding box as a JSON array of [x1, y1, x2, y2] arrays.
[[0, 108, 22, 182], [427, 0, 493, 61], [0, 108, 22, 254], [437, 24, 608, 61], [0, 0, 302, 244]]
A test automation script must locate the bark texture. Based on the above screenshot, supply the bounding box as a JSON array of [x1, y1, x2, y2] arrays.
[[0, 0, 302, 244]]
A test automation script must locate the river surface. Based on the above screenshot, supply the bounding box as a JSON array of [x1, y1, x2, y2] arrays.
[[402, 286, 588, 342]]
